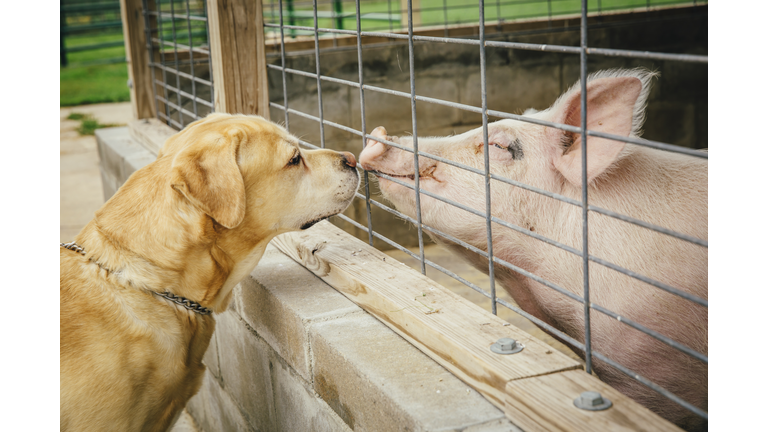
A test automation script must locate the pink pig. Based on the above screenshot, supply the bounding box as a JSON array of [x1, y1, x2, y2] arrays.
[[359, 68, 707, 430]]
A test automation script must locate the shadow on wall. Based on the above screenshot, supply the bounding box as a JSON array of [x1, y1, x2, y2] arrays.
[[266, 7, 707, 249]]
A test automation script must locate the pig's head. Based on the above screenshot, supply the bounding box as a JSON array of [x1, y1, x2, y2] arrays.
[[359, 68, 657, 247]]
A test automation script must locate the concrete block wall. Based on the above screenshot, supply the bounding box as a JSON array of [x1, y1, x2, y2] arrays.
[[95, 128, 521, 431], [191, 246, 518, 432], [95, 127, 157, 201]]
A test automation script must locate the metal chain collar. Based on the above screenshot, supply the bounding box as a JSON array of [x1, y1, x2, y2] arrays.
[[60, 241, 212, 316]]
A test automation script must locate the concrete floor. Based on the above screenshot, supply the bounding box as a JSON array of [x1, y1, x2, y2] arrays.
[[60, 102, 133, 242]]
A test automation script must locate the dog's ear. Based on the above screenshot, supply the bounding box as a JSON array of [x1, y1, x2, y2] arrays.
[[171, 127, 247, 229], [549, 73, 646, 186]]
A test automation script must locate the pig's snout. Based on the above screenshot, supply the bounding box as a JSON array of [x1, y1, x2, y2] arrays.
[[360, 126, 389, 171]]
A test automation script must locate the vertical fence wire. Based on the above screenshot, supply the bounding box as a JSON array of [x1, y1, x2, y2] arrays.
[[142, 0, 161, 119], [156, 3, 172, 125], [356, 0, 375, 246], [184, 0, 199, 119], [479, 0, 497, 315], [169, 0, 185, 128], [279, 0, 290, 128], [313, 0, 325, 148], [407, 0, 426, 275], [579, 0, 593, 376], [203, 0, 215, 110]]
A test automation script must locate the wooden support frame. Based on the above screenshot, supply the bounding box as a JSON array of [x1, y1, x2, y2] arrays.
[[273, 221, 683, 431], [206, 0, 270, 117], [120, 0, 156, 120], [400, 0, 421, 29]]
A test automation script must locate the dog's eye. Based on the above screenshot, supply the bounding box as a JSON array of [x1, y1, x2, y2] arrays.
[[287, 152, 301, 166]]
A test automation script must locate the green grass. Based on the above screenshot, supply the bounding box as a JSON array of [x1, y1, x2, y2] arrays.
[[60, 26, 206, 107], [60, 62, 131, 107], [61, 30, 130, 107], [62, 0, 703, 106], [265, 0, 705, 34], [66, 112, 86, 120], [67, 112, 121, 135]]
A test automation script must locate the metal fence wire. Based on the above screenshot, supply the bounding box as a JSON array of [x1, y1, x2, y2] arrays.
[[142, 0, 215, 129], [145, 0, 707, 425]]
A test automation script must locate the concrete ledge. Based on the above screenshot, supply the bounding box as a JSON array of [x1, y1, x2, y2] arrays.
[[94, 126, 157, 200], [197, 244, 518, 431]]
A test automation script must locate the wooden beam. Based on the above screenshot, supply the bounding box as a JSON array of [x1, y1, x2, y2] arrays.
[[119, 0, 156, 120], [271, 221, 582, 410], [206, 0, 270, 118], [400, 0, 421, 28], [504, 370, 683, 431]]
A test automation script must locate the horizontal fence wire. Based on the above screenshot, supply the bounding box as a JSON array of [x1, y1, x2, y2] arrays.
[[262, 0, 709, 422], [265, 63, 707, 160], [273, 95, 708, 310], [143, 0, 214, 131], [336, 207, 710, 418]]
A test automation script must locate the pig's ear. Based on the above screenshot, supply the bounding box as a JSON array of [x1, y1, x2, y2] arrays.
[[550, 73, 646, 186]]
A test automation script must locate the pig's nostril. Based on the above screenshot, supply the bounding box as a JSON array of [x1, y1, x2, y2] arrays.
[[341, 151, 357, 168]]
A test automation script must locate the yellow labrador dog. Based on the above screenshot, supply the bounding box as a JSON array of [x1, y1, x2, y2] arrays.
[[60, 113, 360, 431]]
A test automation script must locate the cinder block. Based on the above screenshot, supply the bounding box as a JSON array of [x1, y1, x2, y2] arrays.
[[123, 151, 156, 182], [235, 244, 362, 381], [214, 311, 276, 432], [99, 170, 118, 202], [95, 128, 125, 186], [310, 313, 509, 432], [203, 330, 220, 380], [95, 127, 152, 184], [270, 351, 353, 432], [186, 370, 254, 432]]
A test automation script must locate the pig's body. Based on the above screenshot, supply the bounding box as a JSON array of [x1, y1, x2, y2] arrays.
[[359, 69, 707, 431]]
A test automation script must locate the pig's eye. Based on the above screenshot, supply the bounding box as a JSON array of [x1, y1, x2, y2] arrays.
[[491, 143, 505, 150]]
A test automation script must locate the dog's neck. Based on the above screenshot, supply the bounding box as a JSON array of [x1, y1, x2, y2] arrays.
[[75, 167, 256, 314]]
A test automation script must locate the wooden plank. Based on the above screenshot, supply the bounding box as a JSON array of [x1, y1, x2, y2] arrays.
[[505, 370, 683, 432], [206, 0, 270, 118], [271, 221, 581, 410], [119, 0, 156, 120], [128, 118, 175, 156]]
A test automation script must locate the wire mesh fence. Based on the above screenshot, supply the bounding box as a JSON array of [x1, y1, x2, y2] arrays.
[[264, 0, 707, 426], [142, 0, 215, 129], [61, 0, 126, 67], [142, 0, 707, 426]]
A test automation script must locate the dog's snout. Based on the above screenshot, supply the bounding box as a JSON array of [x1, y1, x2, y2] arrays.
[[341, 151, 357, 168]]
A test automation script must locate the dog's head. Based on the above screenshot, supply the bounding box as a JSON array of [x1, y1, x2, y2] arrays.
[[160, 113, 360, 238]]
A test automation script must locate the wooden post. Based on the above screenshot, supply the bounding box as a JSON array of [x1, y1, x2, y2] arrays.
[[60, 0, 68, 67], [120, 0, 156, 120], [207, 0, 270, 118], [400, 0, 421, 29]]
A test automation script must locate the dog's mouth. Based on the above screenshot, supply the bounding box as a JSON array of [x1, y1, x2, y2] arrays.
[[300, 214, 334, 230]]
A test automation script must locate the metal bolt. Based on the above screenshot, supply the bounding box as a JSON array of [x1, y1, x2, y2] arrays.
[[490, 337, 524, 355], [573, 391, 613, 411]]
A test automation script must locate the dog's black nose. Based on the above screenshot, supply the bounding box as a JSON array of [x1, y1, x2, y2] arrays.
[[341, 151, 357, 168]]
